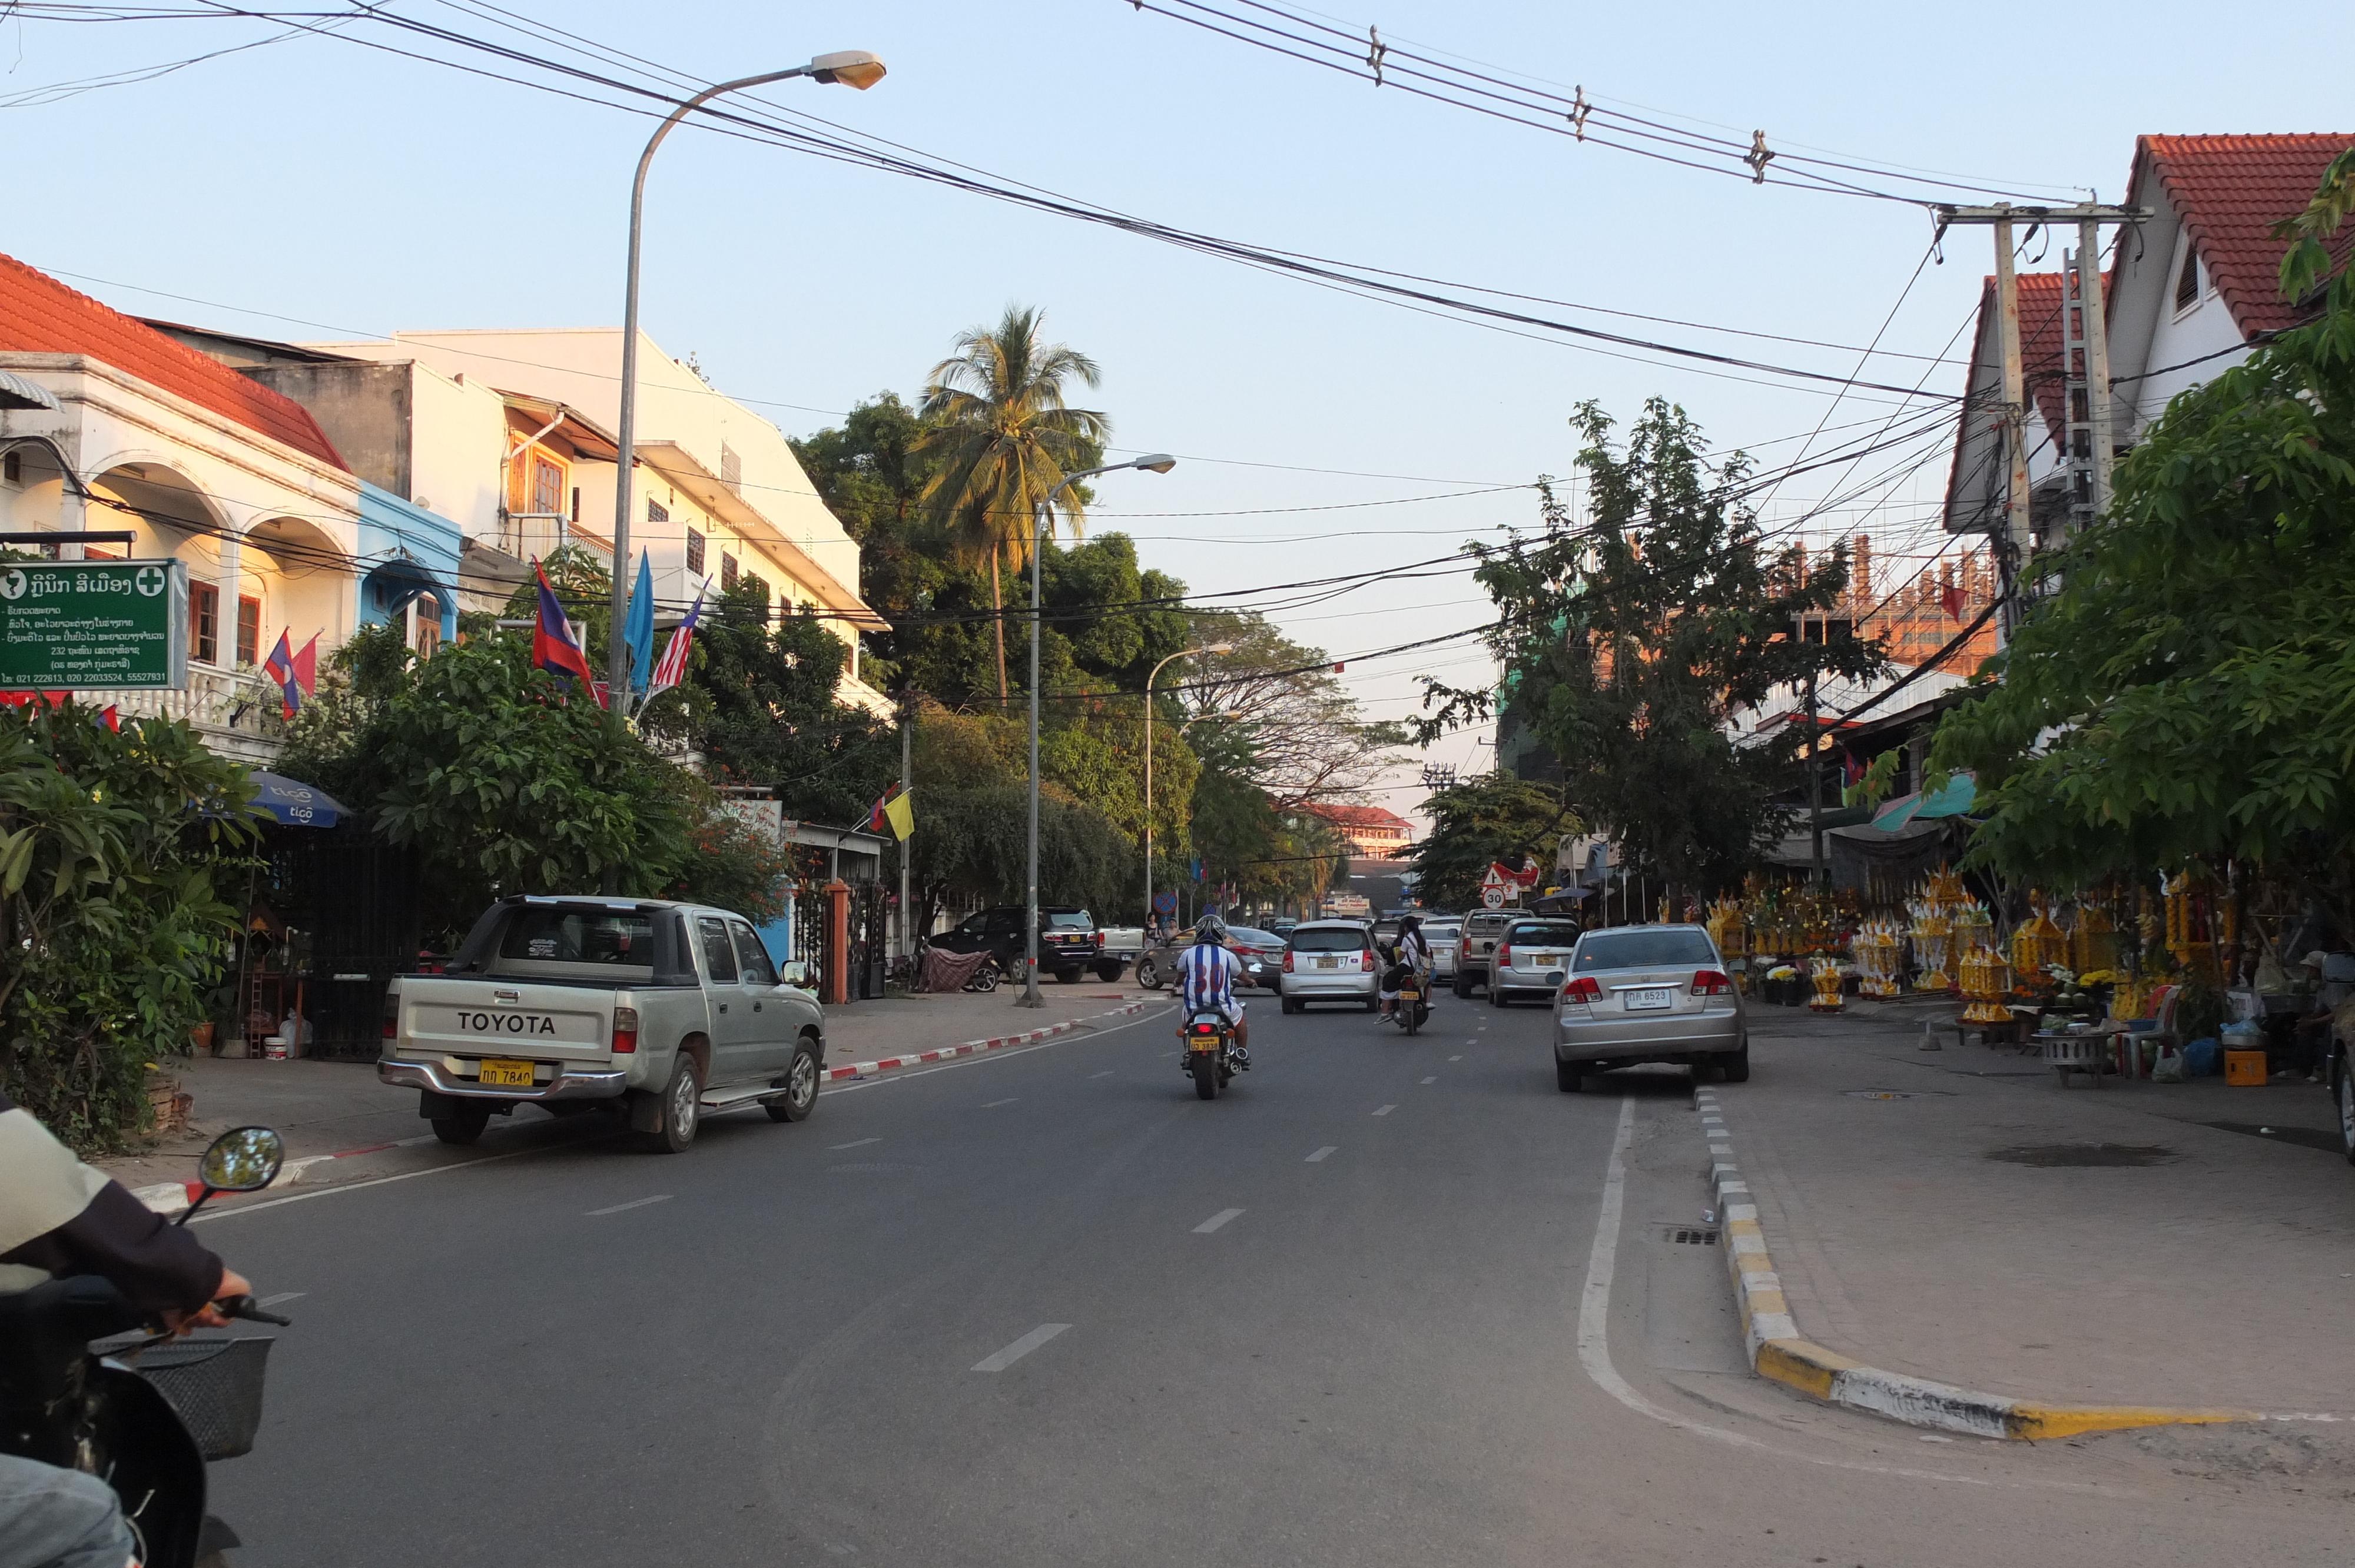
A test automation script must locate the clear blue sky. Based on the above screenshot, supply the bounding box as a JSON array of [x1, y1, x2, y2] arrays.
[[8, 1, 2344, 815]]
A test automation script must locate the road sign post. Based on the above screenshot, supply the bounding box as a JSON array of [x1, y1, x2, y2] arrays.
[[0, 559, 188, 691]]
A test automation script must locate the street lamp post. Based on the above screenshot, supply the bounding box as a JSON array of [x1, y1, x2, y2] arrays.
[[605, 51, 885, 719], [1019, 455, 1177, 1006], [1142, 643, 1232, 948]]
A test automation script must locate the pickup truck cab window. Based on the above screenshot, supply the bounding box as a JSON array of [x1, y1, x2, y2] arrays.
[[697, 916, 739, 984], [731, 922, 778, 986], [502, 908, 652, 966]]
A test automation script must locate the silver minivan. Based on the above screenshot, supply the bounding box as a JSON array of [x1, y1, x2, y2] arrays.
[[1553, 923, 1747, 1092], [1279, 921, 1378, 1012]]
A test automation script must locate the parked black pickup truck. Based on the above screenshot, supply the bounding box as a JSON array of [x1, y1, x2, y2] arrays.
[[930, 905, 1120, 984]]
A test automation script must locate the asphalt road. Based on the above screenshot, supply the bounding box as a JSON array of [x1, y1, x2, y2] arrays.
[[197, 991, 2351, 1567]]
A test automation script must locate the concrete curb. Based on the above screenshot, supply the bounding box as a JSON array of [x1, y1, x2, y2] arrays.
[[823, 997, 1169, 1082], [1693, 1084, 2339, 1440], [132, 998, 1176, 1214]]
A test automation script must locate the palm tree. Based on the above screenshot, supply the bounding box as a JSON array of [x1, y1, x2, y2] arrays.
[[915, 305, 1109, 700]]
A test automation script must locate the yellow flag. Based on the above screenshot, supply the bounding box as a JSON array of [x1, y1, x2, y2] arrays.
[[883, 788, 914, 842]]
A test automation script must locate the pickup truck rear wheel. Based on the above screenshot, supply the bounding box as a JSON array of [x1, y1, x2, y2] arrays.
[[1056, 967, 1084, 984], [641, 1056, 701, 1154], [430, 1105, 489, 1145], [767, 1041, 821, 1122]]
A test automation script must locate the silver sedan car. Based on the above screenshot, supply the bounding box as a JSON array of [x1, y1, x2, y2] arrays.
[[1553, 924, 1747, 1091], [1424, 921, 1463, 981], [1487, 917, 1583, 1005]]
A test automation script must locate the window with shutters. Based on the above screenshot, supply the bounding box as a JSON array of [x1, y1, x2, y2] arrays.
[[721, 552, 738, 591], [685, 527, 705, 574], [236, 596, 260, 666], [2174, 245, 2202, 313], [646, 498, 668, 526], [413, 595, 441, 660], [508, 446, 566, 516], [190, 582, 219, 664]]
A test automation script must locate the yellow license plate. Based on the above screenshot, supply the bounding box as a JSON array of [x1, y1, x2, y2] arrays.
[[477, 1058, 536, 1088]]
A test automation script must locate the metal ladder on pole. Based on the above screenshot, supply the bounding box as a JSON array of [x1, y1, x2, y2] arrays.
[[2061, 244, 2098, 543]]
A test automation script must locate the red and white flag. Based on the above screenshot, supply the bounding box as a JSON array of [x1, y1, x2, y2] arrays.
[[646, 584, 705, 699]]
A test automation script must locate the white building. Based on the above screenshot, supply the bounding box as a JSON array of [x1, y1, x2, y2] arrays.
[[299, 328, 888, 715]]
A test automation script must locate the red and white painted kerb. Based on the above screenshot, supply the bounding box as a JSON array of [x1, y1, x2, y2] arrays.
[[825, 998, 1163, 1081]]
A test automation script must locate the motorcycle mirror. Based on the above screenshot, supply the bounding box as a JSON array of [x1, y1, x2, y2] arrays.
[[178, 1126, 285, 1225]]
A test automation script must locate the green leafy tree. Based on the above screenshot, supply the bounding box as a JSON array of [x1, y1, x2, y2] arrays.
[[0, 703, 262, 1150], [915, 306, 1109, 699], [1409, 773, 1578, 913], [1931, 155, 2355, 917], [1422, 399, 1883, 895], [639, 584, 895, 827]]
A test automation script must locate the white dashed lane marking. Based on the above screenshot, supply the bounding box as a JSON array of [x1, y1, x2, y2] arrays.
[[1193, 1208, 1245, 1234], [1372, 1105, 1396, 1117], [1421, 1075, 1438, 1084], [1306, 1146, 1337, 1162], [830, 1137, 881, 1150], [971, 1324, 1071, 1373], [586, 1195, 671, 1217], [982, 1098, 1019, 1108]]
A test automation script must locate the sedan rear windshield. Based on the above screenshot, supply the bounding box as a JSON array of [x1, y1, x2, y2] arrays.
[[1290, 928, 1371, 954], [1573, 930, 1718, 972], [1046, 910, 1094, 929], [1227, 928, 1279, 947], [1505, 923, 1580, 946]]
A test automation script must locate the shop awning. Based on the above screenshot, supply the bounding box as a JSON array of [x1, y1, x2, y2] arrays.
[[1868, 772, 1976, 833], [248, 771, 349, 828]]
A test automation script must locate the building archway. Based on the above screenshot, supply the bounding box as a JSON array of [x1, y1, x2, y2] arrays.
[[246, 514, 352, 659]]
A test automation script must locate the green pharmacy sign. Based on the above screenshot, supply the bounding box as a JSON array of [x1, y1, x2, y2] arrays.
[[0, 559, 188, 690]]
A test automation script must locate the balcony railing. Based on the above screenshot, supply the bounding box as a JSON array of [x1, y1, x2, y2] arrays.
[[81, 666, 291, 763]]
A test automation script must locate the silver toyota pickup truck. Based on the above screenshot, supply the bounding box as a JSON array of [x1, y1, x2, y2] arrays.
[[378, 895, 825, 1154]]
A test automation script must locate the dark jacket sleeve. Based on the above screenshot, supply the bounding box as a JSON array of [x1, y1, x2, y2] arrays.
[[0, 1092, 226, 1314]]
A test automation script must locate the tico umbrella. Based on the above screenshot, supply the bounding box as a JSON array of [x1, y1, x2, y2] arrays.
[[246, 770, 349, 829]]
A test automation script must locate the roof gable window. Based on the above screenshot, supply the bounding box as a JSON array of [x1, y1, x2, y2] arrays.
[[2174, 244, 2203, 313]]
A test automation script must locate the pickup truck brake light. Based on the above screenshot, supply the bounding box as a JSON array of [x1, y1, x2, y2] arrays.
[[612, 1005, 639, 1054], [380, 989, 398, 1040]]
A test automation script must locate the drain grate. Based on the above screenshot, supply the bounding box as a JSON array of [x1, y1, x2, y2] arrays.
[[1646, 1221, 1721, 1245]]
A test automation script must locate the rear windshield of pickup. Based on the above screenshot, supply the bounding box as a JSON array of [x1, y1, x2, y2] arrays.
[[502, 908, 653, 965], [1046, 911, 1094, 929]]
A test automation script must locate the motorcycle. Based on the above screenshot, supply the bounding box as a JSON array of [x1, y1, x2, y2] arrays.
[[0, 1126, 293, 1568], [1394, 971, 1429, 1035], [1183, 1009, 1238, 1100]]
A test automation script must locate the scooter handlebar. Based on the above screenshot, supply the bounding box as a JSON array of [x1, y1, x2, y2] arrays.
[[214, 1294, 292, 1327]]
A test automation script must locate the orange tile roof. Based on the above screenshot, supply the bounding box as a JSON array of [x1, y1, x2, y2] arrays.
[[0, 251, 346, 470], [2135, 134, 2355, 334], [1303, 802, 1414, 831]]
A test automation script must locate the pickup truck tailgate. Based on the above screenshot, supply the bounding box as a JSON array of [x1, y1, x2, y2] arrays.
[[400, 980, 615, 1062]]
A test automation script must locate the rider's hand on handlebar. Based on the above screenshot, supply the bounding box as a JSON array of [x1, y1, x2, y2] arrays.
[[164, 1267, 255, 1334]]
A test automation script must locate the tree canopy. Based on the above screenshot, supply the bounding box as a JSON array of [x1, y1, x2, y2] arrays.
[[1409, 773, 1578, 913], [1422, 398, 1883, 893]]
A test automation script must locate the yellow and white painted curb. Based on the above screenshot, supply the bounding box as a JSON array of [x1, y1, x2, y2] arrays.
[[1693, 1084, 2332, 1441]]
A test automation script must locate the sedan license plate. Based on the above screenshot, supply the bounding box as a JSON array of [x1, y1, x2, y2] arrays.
[[477, 1058, 537, 1088], [1624, 988, 1675, 1011]]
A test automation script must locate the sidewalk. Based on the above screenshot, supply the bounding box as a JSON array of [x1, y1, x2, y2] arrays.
[[101, 979, 1169, 1200], [1717, 996, 2355, 1421]]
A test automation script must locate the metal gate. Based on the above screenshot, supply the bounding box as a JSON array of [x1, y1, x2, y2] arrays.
[[851, 882, 889, 1000], [257, 830, 422, 1061]]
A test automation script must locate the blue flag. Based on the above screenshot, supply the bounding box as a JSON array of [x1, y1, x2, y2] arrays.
[[623, 550, 656, 695]]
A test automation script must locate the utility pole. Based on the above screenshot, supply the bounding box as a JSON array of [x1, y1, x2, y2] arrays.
[[1932, 203, 2144, 634], [1805, 660, 1824, 888], [898, 705, 912, 972]]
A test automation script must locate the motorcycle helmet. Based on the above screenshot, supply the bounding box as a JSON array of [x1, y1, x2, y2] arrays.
[[1194, 916, 1228, 945]]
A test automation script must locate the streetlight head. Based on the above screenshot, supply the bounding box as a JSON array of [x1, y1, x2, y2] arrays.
[[809, 51, 887, 89], [1204, 642, 1234, 655], [1132, 453, 1178, 474]]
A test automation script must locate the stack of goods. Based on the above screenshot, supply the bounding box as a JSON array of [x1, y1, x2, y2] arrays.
[[1809, 955, 1846, 1012], [1908, 898, 1953, 992]]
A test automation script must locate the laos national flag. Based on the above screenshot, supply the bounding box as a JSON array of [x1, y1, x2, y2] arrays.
[[532, 562, 603, 705]]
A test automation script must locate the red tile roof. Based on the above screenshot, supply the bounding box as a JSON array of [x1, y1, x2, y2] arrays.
[[1303, 802, 1414, 832], [0, 251, 346, 470], [2134, 134, 2355, 335]]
